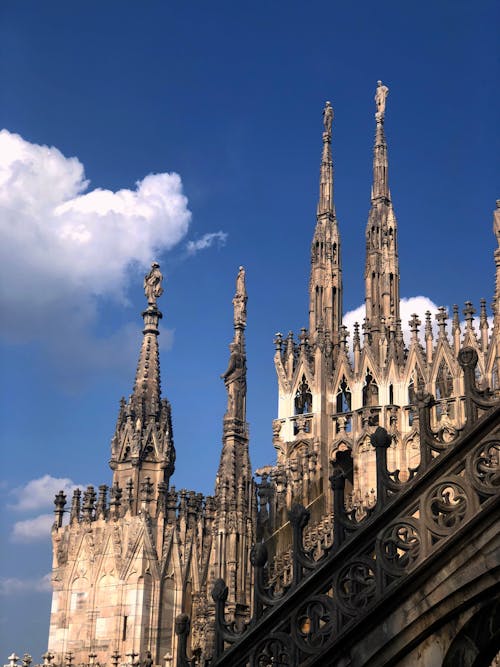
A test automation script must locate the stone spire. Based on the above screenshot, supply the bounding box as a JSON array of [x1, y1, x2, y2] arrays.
[[221, 266, 247, 423], [365, 80, 400, 342], [213, 267, 254, 611], [309, 101, 342, 345], [109, 262, 175, 511], [131, 263, 163, 419]]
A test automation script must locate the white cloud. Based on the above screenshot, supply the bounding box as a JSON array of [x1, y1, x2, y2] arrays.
[[186, 231, 228, 255], [9, 474, 83, 512], [11, 514, 54, 543], [0, 129, 192, 381], [0, 130, 191, 302], [0, 573, 52, 595]]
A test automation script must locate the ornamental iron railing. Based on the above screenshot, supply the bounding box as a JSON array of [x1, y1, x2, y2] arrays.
[[175, 347, 499, 667]]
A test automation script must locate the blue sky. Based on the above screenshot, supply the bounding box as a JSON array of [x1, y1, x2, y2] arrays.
[[0, 0, 498, 658]]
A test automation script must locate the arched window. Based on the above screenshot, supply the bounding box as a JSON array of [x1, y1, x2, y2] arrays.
[[336, 376, 351, 413], [362, 370, 379, 407], [436, 359, 453, 399], [294, 376, 312, 414]]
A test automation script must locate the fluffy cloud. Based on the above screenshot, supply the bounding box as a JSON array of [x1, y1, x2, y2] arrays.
[[8, 475, 88, 543], [186, 231, 228, 255], [11, 514, 54, 543], [0, 130, 191, 308], [0, 573, 52, 594], [0, 129, 195, 381], [9, 474, 83, 512]]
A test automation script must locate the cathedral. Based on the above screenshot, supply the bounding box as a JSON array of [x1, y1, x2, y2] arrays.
[[46, 83, 500, 666]]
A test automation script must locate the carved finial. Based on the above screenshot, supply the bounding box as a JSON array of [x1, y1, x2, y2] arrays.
[[435, 306, 448, 338], [339, 324, 349, 349], [375, 80, 389, 118], [463, 301, 476, 329], [144, 261, 164, 306], [425, 311, 433, 339], [409, 313, 421, 340], [323, 100, 333, 136], [353, 321, 361, 349], [54, 490, 67, 528], [70, 488, 81, 523], [274, 332, 283, 351]]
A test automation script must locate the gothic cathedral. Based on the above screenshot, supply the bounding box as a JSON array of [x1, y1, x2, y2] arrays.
[[47, 83, 500, 665]]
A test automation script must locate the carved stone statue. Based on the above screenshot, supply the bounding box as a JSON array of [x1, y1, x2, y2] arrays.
[[221, 341, 247, 420], [375, 80, 389, 116], [323, 101, 333, 134], [144, 262, 164, 306], [233, 266, 247, 327]]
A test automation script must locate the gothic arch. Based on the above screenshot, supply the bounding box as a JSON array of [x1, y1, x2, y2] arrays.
[[362, 368, 379, 407], [293, 374, 313, 415], [335, 375, 352, 414]]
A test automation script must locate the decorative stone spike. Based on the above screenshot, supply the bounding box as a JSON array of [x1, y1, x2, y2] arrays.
[[353, 322, 360, 349], [69, 488, 81, 523], [463, 301, 476, 329], [274, 332, 283, 352], [452, 304, 461, 354], [409, 313, 421, 340], [425, 311, 433, 362], [81, 485, 96, 521], [435, 306, 448, 339], [109, 482, 122, 520], [339, 325, 349, 350], [479, 298, 489, 351], [54, 490, 67, 528], [95, 484, 108, 519]]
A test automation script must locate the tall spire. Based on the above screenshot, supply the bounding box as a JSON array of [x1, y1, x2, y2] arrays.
[[221, 266, 248, 423], [364, 81, 400, 341], [213, 267, 254, 609], [109, 262, 175, 509], [131, 262, 164, 418], [309, 101, 342, 344]]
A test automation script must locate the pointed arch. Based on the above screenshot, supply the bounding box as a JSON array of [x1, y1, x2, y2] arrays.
[[408, 364, 426, 404], [362, 368, 379, 407], [335, 375, 352, 413], [435, 358, 453, 400], [294, 374, 312, 415]]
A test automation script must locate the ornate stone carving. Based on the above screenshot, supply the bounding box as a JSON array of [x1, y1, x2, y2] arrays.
[[375, 80, 389, 117], [143, 262, 163, 306]]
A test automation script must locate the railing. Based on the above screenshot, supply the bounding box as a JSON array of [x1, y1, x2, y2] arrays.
[[176, 348, 499, 667]]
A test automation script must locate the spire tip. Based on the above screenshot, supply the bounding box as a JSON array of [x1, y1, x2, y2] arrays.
[[144, 262, 164, 307], [375, 80, 389, 119]]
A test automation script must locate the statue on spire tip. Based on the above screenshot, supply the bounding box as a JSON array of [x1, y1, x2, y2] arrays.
[[375, 80, 389, 118], [323, 101, 333, 135], [144, 262, 164, 306], [233, 266, 247, 328]]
